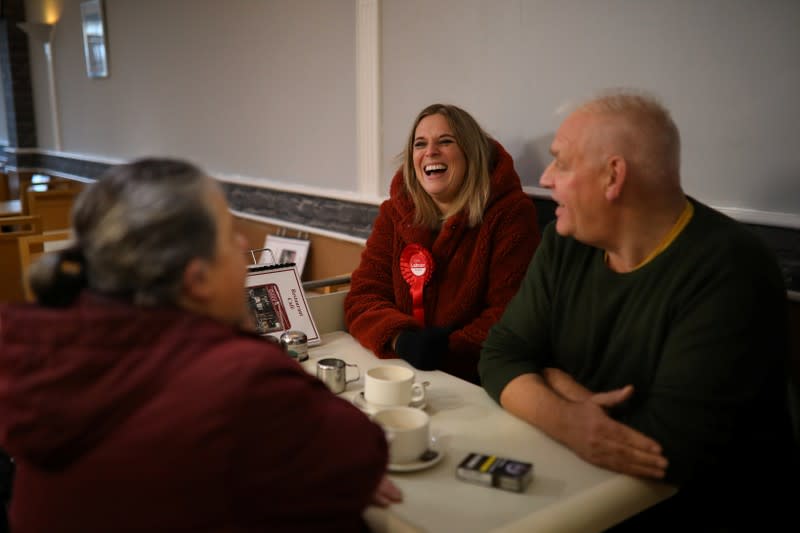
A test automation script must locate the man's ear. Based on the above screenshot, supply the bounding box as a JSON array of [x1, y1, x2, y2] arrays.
[[605, 155, 626, 201], [182, 258, 213, 303]]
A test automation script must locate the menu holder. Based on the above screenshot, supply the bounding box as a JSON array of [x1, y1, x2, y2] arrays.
[[245, 247, 320, 346]]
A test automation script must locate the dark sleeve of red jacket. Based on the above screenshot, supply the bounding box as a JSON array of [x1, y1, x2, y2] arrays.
[[345, 201, 420, 357], [443, 194, 539, 382], [229, 344, 387, 530]]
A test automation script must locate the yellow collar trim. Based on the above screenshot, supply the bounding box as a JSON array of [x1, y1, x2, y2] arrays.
[[606, 199, 694, 271]]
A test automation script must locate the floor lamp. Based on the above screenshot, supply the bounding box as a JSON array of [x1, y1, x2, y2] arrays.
[[17, 22, 61, 151]]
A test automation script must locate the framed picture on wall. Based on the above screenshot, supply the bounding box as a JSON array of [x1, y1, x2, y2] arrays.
[[80, 0, 109, 78], [260, 234, 311, 276]]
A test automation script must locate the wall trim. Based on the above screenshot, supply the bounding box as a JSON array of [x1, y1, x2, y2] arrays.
[[712, 207, 800, 231], [5, 148, 798, 231], [4, 146, 124, 165], [3, 165, 96, 183], [523, 186, 800, 230], [4, 147, 39, 154], [524, 186, 552, 199], [217, 172, 384, 206], [232, 209, 367, 247], [2, 147, 388, 206]]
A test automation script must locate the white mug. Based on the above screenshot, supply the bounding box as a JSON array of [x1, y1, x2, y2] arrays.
[[364, 365, 426, 407], [372, 407, 430, 464]]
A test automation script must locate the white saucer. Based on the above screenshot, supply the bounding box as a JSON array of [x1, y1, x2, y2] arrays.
[[388, 449, 444, 473], [352, 391, 427, 415]]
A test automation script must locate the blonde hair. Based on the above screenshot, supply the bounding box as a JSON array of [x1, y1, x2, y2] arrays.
[[576, 89, 681, 183], [401, 104, 495, 228]]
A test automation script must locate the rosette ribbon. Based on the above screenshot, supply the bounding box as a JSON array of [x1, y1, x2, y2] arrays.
[[399, 243, 434, 325]]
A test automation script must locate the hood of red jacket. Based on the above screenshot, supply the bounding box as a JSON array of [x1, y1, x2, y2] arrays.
[[0, 292, 238, 470]]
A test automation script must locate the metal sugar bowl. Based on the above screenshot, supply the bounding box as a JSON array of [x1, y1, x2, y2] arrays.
[[280, 330, 309, 362]]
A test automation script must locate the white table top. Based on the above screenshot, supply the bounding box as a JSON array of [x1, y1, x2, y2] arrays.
[[304, 331, 677, 533]]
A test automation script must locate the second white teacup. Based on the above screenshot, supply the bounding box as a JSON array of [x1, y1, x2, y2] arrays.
[[372, 406, 430, 464], [364, 365, 426, 407]]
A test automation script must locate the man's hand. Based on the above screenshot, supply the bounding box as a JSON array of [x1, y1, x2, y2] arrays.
[[501, 374, 668, 480], [371, 475, 403, 507], [565, 385, 668, 479]]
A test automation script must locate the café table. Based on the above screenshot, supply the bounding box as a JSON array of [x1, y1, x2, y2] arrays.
[[302, 331, 677, 533]]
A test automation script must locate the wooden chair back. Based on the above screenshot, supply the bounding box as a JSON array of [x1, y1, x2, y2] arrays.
[[0, 171, 10, 201], [17, 230, 73, 302], [26, 186, 83, 232], [0, 215, 42, 302], [0, 199, 23, 219]]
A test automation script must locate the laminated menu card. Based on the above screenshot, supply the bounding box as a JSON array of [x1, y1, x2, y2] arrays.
[[245, 262, 320, 346]]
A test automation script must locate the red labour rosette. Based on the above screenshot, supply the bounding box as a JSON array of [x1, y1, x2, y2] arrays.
[[400, 243, 434, 325]]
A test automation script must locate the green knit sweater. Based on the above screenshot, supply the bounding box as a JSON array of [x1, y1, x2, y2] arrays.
[[479, 198, 793, 487]]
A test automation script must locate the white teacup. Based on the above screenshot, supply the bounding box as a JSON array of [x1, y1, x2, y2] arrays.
[[364, 365, 426, 407], [372, 407, 430, 464]]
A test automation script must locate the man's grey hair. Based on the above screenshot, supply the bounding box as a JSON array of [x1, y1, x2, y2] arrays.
[[576, 88, 682, 182]]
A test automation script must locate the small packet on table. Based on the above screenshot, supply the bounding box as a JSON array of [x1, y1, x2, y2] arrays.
[[455, 452, 533, 493]]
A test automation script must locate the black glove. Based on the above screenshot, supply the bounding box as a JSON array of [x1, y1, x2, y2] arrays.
[[394, 326, 453, 370]]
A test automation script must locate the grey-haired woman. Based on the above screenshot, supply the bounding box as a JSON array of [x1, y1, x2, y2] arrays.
[[0, 158, 399, 532]]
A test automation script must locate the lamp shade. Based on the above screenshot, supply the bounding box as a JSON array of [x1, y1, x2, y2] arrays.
[[17, 22, 55, 43]]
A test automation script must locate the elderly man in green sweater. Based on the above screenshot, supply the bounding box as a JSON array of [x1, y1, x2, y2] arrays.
[[479, 90, 796, 530]]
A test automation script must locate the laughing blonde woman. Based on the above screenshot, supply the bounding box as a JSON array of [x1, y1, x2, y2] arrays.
[[345, 104, 540, 384]]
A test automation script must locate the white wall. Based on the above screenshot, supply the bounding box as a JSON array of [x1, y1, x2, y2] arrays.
[[26, 0, 358, 190], [382, 0, 800, 217], [19, 0, 800, 220]]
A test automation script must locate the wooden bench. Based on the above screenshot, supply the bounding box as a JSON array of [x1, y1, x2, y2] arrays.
[[17, 230, 73, 302], [0, 215, 42, 302], [0, 199, 22, 218], [25, 186, 83, 232], [0, 171, 10, 201]]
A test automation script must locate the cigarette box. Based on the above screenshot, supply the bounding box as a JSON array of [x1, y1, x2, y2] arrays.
[[456, 452, 533, 493]]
